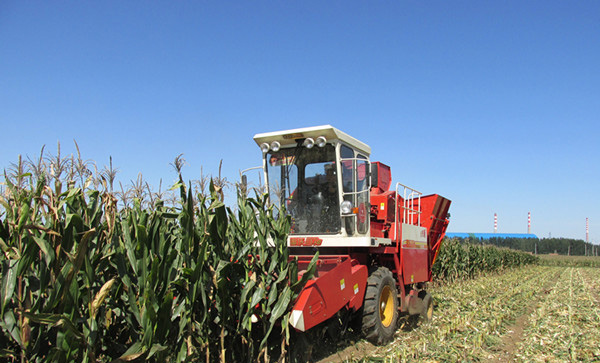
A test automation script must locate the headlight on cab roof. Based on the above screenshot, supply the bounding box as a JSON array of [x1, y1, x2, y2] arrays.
[[302, 137, 315, 148], [316, 136, 327, 147], [270, 141, 281, 152]]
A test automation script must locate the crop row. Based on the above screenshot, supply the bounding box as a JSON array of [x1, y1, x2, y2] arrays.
[[432, 237, 540, 281]]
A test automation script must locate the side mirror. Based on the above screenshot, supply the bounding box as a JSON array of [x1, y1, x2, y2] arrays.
[[239, 166, 263, 195]]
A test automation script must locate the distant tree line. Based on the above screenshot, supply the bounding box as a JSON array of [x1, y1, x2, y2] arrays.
[[451, 236, 599, 256]]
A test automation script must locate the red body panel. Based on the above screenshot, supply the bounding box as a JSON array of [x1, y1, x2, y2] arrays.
[[420, 194, 451, 279], [401, 240, 429, 284], [371, 162, 392, 194], [291, 256, 367, 331]]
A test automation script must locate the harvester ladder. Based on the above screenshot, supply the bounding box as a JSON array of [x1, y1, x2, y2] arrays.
[[396, 182, 422, 226]]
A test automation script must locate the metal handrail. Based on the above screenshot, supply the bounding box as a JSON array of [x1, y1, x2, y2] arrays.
[[394, 182, 422, 241]]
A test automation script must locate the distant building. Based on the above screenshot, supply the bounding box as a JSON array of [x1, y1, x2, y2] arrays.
[[445, 233, 539, 239]]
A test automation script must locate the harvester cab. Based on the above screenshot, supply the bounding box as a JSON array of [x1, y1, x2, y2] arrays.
[[254, 125, 373, 247], [252, 125, 451, 345]]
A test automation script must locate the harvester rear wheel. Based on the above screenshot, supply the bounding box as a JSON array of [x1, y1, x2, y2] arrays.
[[420, 291, 434, 322], [361, 267, 398, 345]]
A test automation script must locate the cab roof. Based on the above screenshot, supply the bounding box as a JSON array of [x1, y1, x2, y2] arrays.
[[253, 125, 371, 156]]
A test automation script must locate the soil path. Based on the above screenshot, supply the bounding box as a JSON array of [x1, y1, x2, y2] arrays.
[[315, 340, 374, 363], [314, 315, 418, 363], [490, 270, 560, 362]]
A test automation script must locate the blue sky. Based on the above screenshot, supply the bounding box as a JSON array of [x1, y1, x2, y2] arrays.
[[1, 1, 598, 242]]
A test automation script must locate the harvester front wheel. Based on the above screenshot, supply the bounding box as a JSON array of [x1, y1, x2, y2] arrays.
[[361, 267, 398, 345]]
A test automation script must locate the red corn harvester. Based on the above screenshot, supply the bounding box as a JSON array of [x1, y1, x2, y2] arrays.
[[251, 125, 451, 345]]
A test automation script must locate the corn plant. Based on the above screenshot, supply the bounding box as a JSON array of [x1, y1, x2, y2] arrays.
[[0, 169, 118, 362]]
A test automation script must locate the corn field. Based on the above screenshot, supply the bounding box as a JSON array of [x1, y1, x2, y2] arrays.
[[432, 238, 539, 281], [0, 148, 317, 363], [1, 146, 567, 363]]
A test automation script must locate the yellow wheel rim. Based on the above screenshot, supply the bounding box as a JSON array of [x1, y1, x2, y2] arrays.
[[379, 285, 394, 327], [426, 300, 434, 320]]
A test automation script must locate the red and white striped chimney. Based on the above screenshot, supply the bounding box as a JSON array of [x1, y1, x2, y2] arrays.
[[586, 218, 589, 243], [494, 213, 498, 233], [528, 212, 531, 234]]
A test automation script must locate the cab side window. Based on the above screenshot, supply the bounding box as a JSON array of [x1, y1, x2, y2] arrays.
[[340, 145, 370, 236]]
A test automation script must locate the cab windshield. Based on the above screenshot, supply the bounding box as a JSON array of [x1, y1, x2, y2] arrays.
[[266, 145, 340, 234]]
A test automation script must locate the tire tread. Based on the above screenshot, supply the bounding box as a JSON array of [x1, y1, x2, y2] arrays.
[[360, 267, 398, 345]]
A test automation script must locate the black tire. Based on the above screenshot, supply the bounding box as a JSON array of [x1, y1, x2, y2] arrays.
[[361, 267, 399, 345], [420, 292, 433, 322]]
